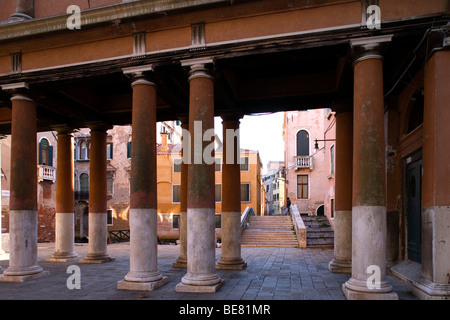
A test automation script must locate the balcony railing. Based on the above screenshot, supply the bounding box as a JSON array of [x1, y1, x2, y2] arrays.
[[37, 165, 56, 182], [295, 156, 313, 170]]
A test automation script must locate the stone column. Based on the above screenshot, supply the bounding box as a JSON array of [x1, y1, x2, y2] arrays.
[[0, 134, 6, 257], [217, 114, 247, 270], [80, 123, 114, 264], [47, 126, 78, 262], [176, 58, 224, 293], [412, 48, 450, 300], [0, 83, 48, 282], [342, 35, 398, 300], [329, 111, 352, 274], [173, 119, 189, 268], [9, 0, 34, 21], [118, 65, 167, 291]]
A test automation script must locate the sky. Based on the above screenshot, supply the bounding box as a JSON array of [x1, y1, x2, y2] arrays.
[[214, 112, 285, 174]]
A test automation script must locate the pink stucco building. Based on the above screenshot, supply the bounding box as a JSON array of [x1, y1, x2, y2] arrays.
[[283, 109, 336, 223]]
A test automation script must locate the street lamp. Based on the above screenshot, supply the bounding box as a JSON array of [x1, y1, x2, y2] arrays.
[[313, 138, 336, 153]]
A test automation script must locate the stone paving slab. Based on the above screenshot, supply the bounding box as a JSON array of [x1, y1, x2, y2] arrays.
[[0, 242, 418, 302]]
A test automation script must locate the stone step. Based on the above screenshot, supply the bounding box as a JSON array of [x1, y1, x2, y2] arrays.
[[301, 215, 335, 248], [241, 215, 298, 248]]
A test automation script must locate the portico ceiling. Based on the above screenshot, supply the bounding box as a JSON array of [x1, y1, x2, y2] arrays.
[[0, 2, 446, 134]]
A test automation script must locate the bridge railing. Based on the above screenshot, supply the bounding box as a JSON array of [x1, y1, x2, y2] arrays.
[[240, 206, 256, 234], [290, 205, 307, 248]]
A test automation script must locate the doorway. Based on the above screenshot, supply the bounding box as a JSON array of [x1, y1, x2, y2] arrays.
[[405, 157, 422, 263], [316, 205, 324, 216]]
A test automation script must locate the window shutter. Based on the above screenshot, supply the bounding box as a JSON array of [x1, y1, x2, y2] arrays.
[[38, 142, 42, 165], [48, 146, 53, 167], [127, 141, 131, 158]]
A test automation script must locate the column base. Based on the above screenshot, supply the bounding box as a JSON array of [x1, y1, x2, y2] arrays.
[[328, 258, 351, 274], [176, 272, 224, 293], [172, 256, 187, 268], [47, 252, 79, 263], [0, 270, 49, 283], [175, 280, 225, 293], [342, 279, 398, 300], [79, 254, 115, 264], [412, 277, 450, 300], [216, 259, 247, 270], [117, 276, 168, 292]]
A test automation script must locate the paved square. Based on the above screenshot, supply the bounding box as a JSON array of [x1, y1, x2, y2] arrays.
[[0, 242, 417, 300]]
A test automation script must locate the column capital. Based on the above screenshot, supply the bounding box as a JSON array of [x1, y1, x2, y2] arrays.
[[123, 64, 155, 86], [52, 124, 79, 135], [176, 115, 189, 126], [181, 57, 215, 81], [85, 121, 113, 133], [220, 111, 243, 123], [1, 82, 33, 102], [423, 24, 450, 61], [350, 34, 392, 66], [332, 99, 353, 114]]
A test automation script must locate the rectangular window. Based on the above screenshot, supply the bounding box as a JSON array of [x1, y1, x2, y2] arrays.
[[215, 184, 222, 202], [172, 185, 181, 203], [172, 214, 180, 229], [297, 175, 308, 199], [331, 198, 335, 218], [330, 145, 335, 174], [241, 183, 250, 202], [107, 209, 113, 226], [173, 158, 182, 173], [106, 142, 113, 160], [240, 157, 249, 171], [127, 141, 131, 159], [215, 158, 222, 172], [107, 173, 114, 195], [215, 214, 221, 228]]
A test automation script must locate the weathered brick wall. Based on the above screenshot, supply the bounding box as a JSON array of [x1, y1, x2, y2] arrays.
[[37, 181, 56, 242]]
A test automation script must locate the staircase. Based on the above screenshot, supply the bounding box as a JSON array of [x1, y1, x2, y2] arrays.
[[241, 215, 298, 248], [301, 215, 334, 247]]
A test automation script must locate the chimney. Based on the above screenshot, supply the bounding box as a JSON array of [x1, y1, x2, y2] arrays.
[[160, 132, 168, 152]]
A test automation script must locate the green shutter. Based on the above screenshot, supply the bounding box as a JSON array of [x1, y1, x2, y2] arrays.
[[38, 142, 42, 165], [48, 146, 53, 167]]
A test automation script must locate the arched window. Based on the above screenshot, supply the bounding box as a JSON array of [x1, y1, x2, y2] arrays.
[[296, 130, 309, 156], [79, 173, 89, 194], [80, 141, 87, 160], [39, 138, 53, 166], [77, 139, 90, 160]]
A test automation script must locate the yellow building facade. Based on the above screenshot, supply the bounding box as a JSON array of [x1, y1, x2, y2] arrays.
[[156, 141, 264, 241]]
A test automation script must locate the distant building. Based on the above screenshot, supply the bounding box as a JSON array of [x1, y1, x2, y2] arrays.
[[67, 123, 264, 242], [1, 122, 263, 244], [283, 109, 334, 217], [262, 161, 285, 215]]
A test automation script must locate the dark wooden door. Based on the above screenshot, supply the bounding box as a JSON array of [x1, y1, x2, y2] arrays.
[[406, 158, 422, 263]]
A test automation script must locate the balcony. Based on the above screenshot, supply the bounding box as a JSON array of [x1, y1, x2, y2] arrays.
[[295, 156, 313, 170], [37, 165, 56, 182]]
